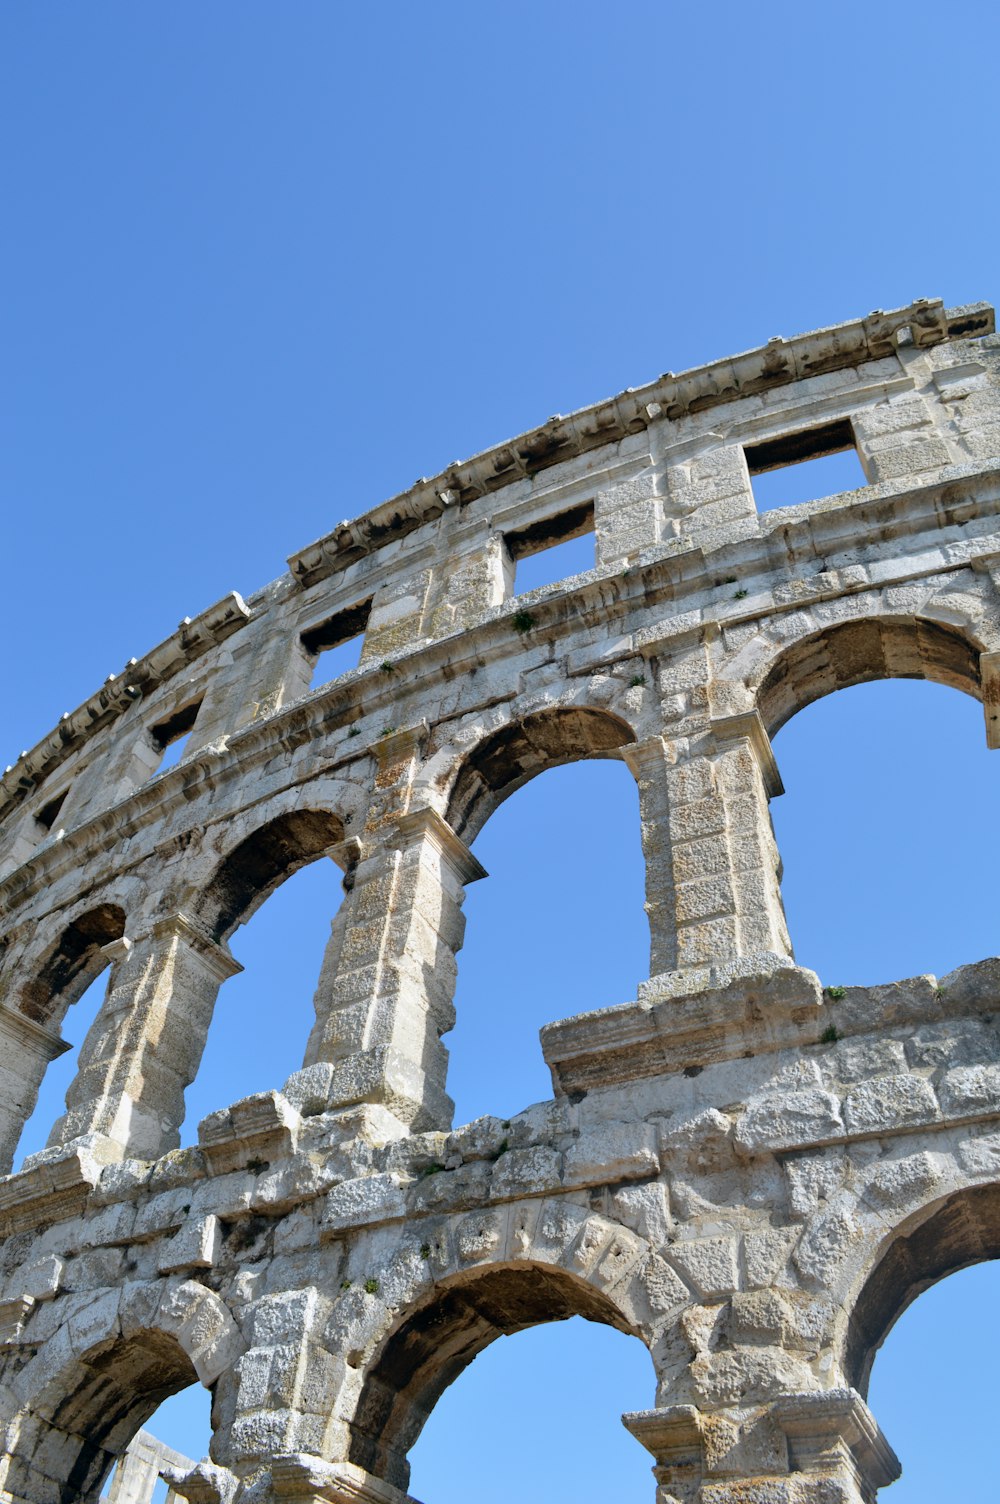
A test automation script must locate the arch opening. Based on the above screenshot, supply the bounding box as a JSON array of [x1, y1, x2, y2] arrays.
[[194, 808, 345, 943], [4, 905, 126, 1172], [445, 706, 635, 845], [7, 1331, 201, 1504], [101, 1383, 212, 1504], [349, 1263, 646, 1493], [769, 676, 999, 985], [17, 903, 125, 1028], [757, 616, 982, 740], [447, 755, 646, 1123], [180, 851, 345, 1143], [846, 1183, 1000, 1398], [863, 1257, 1000, 1503]]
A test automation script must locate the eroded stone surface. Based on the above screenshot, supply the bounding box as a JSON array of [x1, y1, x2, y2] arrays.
[[0, 299, 998, 1502]]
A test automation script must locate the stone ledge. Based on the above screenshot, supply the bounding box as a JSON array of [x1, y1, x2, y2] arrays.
[[542, 956, 822, 1094], [0, 1138, 113, 1237], [270, 1455, 421, 1504]]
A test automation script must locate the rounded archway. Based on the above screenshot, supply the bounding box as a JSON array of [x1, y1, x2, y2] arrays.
[[2, 1331, 200, 1504], [17, 902, 125, 1027], [194, 807, 345, 942], [755, 615, 983, 739], [349, 1262, 646, 1492], [845, 1183, 1000, 1397], [445, 706, 636, 844]]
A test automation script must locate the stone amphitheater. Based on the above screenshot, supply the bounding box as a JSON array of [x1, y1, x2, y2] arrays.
[[1, 296, 998, 1504]]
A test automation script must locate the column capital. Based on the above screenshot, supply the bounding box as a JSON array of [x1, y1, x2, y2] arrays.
[[150, 913, 244, 983], [772, 1388, 900, 1494], [625, 1389, 899, 1500], [392, 806, 487, 884], [270, 1454, 419, 1504], [0, 999, 70, 1063], [710, 708, 784, 797], [619, 735, 670, 778]]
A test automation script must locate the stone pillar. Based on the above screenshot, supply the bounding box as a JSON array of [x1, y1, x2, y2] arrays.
[[107, 1443, 161, 1504], [625, 1390, 899, 1504], [0, 1001, 70, 1172], [300, 804, 485, 1132], [979, 649, 1000, 750], [49, 916, 242, 1160], [626, 712, 790, 994]]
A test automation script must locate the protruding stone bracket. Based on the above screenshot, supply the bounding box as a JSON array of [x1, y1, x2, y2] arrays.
[[161, 1457, 238, 1504], [979, 649, 1000, 749], [772, 1389, 901, 1495], [391, 806, 487, 885], [100, 936, 134, 968], [710, 709, 784, 798], [624, 1390, 899, 1502], [619, 734, 671, 781], [270, 1455, 421, 1504], [0, 1000, 70, 1063], [622, 1406, 705, 1499], [150, 914, 244, 984]]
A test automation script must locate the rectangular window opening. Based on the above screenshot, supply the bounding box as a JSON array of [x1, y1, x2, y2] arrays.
[[745, 419, 868, 513], [302, 598, 372, 691], [36, 788, 69, 832], [150, 698, 203, 774], [507, 502, 596, 596]]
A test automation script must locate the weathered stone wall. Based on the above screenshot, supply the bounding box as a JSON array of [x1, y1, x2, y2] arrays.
[[1, 297, 999, 1502]]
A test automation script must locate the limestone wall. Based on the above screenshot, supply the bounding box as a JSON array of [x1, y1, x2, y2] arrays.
[[0, 297, 998, 1502]]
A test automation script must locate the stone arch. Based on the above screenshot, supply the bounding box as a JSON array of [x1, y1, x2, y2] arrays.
[[193, 806, 346, 942], [348, 1259, 644, 1491], [15, 902, 126, 1028], [843, 1182, 1000, 1399], [444, 705, 636, 843], [751, 614, 985, 739], [0, 1278, 242, 1504]]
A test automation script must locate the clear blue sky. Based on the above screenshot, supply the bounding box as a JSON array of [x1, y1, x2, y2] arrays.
[[2, 4, 998, 1500]]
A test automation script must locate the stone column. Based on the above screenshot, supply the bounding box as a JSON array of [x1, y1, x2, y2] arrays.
[[0, 1002, 71, 1172], [300, 803, 485, 1132], [625, 1390, 899, 1504], [626, 712, 790, 994], [49, 916, 242, 1160]]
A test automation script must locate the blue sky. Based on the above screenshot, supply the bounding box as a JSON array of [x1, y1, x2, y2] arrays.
[[2, 4, 999, 1500]]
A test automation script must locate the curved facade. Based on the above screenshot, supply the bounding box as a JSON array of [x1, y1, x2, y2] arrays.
[[1, 296, 998, 1502]]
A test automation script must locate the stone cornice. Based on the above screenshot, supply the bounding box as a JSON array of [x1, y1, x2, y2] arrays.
[[287, 299, 987, 589], [391, 807, 487, 885], [0, 591, 251, 824]]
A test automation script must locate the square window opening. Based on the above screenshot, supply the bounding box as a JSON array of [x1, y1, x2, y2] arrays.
[[150, 699, 203, 775], [746, 419, 868, 512], [507, 502, 595, 596], [36, 788, 69, 832], [302, 598, 372, 691]]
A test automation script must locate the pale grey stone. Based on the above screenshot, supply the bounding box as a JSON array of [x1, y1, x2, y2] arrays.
[[843, 1075, 938, 1135], [937, 1063, 1000, 1118], [735, 1090, 845, 1154]]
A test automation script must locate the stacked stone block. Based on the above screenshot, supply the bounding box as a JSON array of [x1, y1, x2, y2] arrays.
[[0, 298, 998, 1502]]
